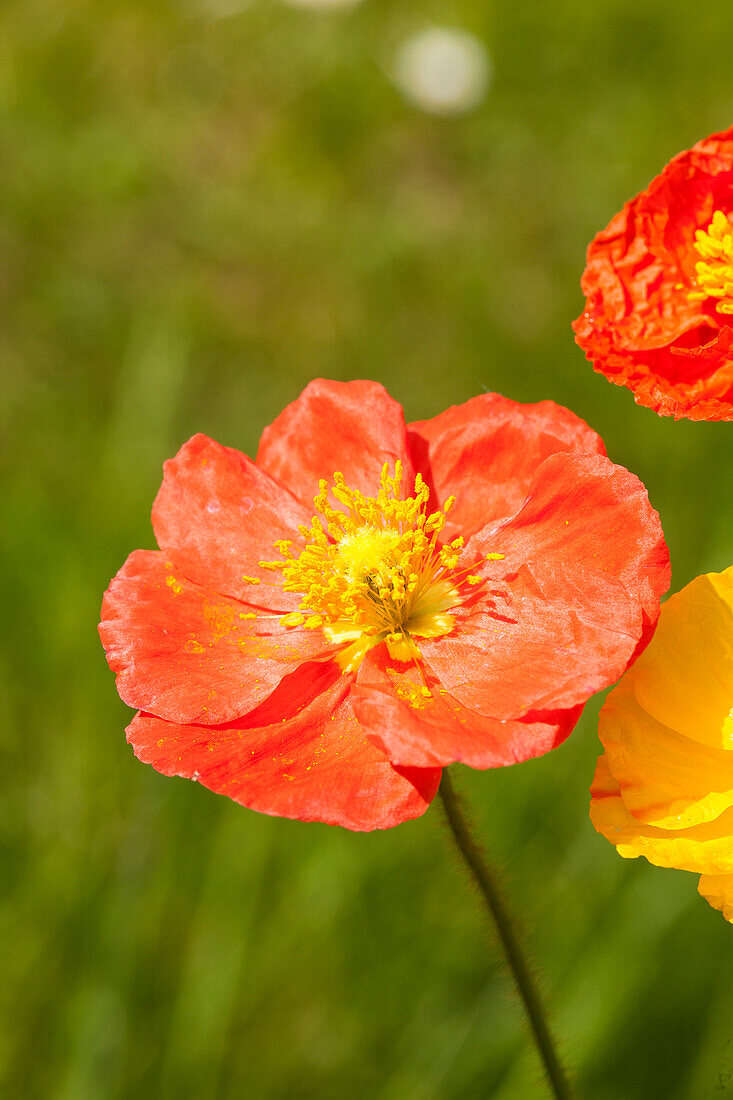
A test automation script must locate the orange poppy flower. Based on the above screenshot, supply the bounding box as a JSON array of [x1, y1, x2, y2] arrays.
[[100, 379, 669, 829], [590, 566, 733, 921], [574, 126, 733, 421]]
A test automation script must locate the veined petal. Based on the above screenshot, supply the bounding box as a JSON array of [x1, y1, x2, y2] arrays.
[[256, 379, 416, 508], [423, 561, 643, 720], [352, 648, 581, 769], [600, 680, 733, 829], [626, 569, 733, 751], [422, 450, 669, 720], [126, 663, 441, 831], [407, 392, 605, 539], [590, 755, 733, 877], [152, 434, 312, 609], [483, 452, 670, 629], [99, 550, 333, 725]]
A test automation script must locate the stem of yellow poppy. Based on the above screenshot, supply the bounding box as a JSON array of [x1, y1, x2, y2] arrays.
[[437, 768, 574, 1100]]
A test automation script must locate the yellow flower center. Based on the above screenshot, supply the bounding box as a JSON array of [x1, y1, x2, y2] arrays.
[[254, 462, 501, 673], [688, 209, 733, 315]]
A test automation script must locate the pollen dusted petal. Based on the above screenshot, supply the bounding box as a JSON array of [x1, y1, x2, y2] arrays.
[[125, 662, 441, 831], [256, 379, 416, 507], [352, 649, 581, 769], [152, 434, 313, 609], [99, 550, 334, 725], [407, 392, 605, 538]]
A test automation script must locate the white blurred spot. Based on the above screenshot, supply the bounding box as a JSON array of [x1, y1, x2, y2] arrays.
[[393, 28, 492, 116], [281, 0, 362, 9]]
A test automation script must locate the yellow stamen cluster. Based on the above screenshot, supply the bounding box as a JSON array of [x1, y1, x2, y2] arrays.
[[255, 462, 496, 672], [688, 209, 733, 315]]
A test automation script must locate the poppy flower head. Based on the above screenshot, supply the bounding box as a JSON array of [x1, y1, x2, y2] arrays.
[[574, 125, 733, 421], [590, 566, 733, 922], [100, 379, 669, 830]]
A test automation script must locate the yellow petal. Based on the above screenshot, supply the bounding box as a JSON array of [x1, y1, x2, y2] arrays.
[[628, 568, 733, 751], [590, 755, 733, 876], [599, 679, 733, 829], [698, 873, 733, 922]]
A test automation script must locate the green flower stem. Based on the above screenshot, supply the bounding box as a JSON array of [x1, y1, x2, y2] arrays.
[[437, 768, 575, 1100]]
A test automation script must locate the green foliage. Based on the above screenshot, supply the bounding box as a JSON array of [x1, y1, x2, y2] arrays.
[[1, 1, 732, 1096]]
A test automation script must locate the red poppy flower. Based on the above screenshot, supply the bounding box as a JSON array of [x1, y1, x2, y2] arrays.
[[574, 125, 733, 421], [99, 380, 670, 830]]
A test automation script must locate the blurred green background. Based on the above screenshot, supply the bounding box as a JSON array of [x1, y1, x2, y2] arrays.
[[2, 1, 733, 1097]]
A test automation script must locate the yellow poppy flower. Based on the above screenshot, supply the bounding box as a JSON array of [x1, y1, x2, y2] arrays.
[[590, 566, 733, 922]]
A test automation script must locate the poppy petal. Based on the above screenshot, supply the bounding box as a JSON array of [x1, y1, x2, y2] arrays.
[[407, 393, 605, 538], [152, 434, 312, 608], [623, 569, 733, 752], [100, 549, 333, 725], [698, 874, 733, 923], [600, 680, 733, 830], [256, 379, 416, 506], [422, 559, 644, 720], [126, 662, 441, 831], [590, 755, 733, 877], [422, 453, 667, 720], [351, 648, 581, 769], [485, 452, 670, 625]]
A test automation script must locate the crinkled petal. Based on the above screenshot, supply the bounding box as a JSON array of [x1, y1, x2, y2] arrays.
[[407, 392, 605, 538], [256, 379, 416, 507], [351, 648, 581, 769], [575, 318, 733, 422], [100, 549, 333, 725], [423, 452, 668, 720], [152, 434, 312, 608], [126, 662, 441, 831], [574, 125, 733, 421], [590, 755, 733, 877], [484, 452, 670, 627]]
